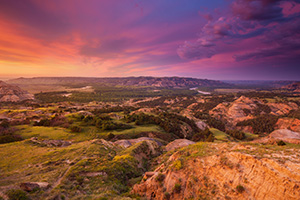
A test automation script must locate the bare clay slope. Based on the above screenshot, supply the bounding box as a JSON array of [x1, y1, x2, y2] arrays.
[[0, 81, 33, 102]]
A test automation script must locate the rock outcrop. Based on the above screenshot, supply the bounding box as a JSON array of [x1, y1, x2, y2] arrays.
[[254, 129, 300, 144], [0, 81, 34, 102], [114, 137, 163, 148], [165, 139, 195, 151], [210, 96, 298, 128], [267, 102, 298, 116], [210, 96, 259, 125], [20, 182, 50, 192], [275, 117, 300, 133], [133, 143, 300, 200]]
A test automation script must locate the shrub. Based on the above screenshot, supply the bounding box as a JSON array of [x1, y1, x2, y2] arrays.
[[172, 160, 182, 170], [226, 130, 245, 140], [163, 192, 171, 200], [192, 128, 214, 142], [206, 134, 215, 142], [277, 140, 286, 146], [173, 183, 181, 193], [0, 133, 22, 144], [236, 185, 245, 193], [0, 119, 10, 128], [69, 125, 82, 133], [6, 189, 30, 200], [107, 133, 115, 141], [155, 173, 165, 182]]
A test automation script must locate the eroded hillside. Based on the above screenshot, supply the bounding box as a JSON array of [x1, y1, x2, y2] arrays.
[[133, 143, 300, 200]]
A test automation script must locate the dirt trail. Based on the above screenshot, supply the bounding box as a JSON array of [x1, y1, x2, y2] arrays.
[[48, 163, 74, 192]]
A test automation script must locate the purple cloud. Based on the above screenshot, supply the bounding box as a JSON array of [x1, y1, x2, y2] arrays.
[[177, 40, 216, 60], [177, 0, 300, 62], [231, 0, 283, 21]]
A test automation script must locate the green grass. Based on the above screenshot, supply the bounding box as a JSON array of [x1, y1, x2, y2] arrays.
[[244, 132, 259, 140], [209, 128, 231, 141], [0, 138, 131, 199], [16, 125, 72, 140], [15, 125, 107, 142], [110, 124, 162, 136]]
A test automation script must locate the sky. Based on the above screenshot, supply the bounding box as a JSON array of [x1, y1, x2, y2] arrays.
[[0, 0, 300, 80]]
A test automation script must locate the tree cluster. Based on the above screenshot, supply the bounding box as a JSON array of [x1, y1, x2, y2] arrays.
[[194, 112, 226, 132], [236, 114, 278, 134]]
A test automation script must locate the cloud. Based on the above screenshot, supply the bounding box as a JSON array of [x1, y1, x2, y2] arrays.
[[234, 16, 300, 61], [177, 0, 300, 62], [231, 0, 283, 21], [177, 40, 216, 60]]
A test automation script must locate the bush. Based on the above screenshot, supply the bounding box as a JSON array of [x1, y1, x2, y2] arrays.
[[0, 126, 22, 144], [163, 192, 171, 200], [236, 185, 245, 193], [173, 183, 181, 193], [155, 173, 165, 182], [206, 133, 215, 142], [192, 128, 214, 142], [277, 140, 286, 146], [0, 134, 22, 144], [69, 125, 82, 133], [226, 130, 245, 140], [0, 119, 10, 128], [6, 189, 30, 200], [107, 133, 115, 141], [172, 160, 182, 170]]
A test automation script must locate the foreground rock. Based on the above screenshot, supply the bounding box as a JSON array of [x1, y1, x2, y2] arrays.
[[133, 143, 300, 200], [165, 139, 195, 151], [20, 182, 50, 192], [0, 81, 34, 102]]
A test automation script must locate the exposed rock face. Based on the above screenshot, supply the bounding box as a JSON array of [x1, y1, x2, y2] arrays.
[[0, 81, 34, 102], [195, 120, 208, 130], [20, 182, 50, 192], [210, 96, 298, 128], [210, 96, 258, 125], [114, 137, 163, 148], [267, 102, 298, 116], [276, 117, 300, 133], [165, 139, 195, 151], [255, 129, 300, 144], [133, 143, 300, 200]]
